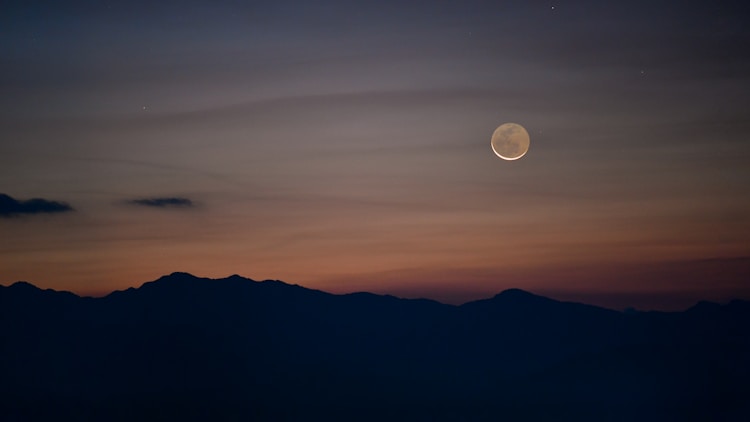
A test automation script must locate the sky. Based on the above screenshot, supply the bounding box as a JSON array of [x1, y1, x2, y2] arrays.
[[2, 0, 749, 310]]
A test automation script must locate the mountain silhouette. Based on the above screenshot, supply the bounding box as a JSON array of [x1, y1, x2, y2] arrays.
[[1, 272, 748, 421]]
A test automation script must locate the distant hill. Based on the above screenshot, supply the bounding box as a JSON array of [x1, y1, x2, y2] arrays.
[[1, 272, 748, 421]]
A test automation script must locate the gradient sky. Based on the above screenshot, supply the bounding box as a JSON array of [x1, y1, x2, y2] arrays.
[[2, 0, 749, 310]]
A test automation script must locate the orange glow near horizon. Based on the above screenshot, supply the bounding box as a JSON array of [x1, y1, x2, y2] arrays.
[[3, 191, 748, 311]]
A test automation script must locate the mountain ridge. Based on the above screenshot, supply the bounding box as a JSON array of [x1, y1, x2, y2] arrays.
[[3, 271, 743, 313], [2, 272, 749, 421]]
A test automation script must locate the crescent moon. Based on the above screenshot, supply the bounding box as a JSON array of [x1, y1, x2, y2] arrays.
[[491, 123, 530, 161]]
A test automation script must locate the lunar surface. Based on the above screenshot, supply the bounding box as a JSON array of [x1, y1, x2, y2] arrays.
[[491, 123, 530, 160]]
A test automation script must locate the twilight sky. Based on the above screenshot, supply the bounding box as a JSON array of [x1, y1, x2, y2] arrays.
[[2, 0, 749, 310]]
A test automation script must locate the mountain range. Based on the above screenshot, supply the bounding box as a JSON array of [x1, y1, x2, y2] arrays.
[[2, 272, 748, 421]]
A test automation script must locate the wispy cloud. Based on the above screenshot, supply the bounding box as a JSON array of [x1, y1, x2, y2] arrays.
[[128, 197, 195, 208], [0, 193, 74, 217]]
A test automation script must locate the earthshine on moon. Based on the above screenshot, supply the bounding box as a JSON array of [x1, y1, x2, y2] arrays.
[[491, 123, 530, 161]]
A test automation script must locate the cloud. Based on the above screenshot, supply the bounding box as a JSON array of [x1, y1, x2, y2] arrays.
[[128, 197, 195, 208], [0, 193, 74, 217]]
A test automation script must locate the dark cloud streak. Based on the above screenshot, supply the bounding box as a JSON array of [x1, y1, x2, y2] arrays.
[[128, 197, 195, 208], [0, 193, 74, 217]]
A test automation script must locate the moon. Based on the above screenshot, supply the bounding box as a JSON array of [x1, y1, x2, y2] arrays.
[[491, 123, 530, 161]]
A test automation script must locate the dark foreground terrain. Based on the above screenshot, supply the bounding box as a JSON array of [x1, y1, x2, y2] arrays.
[[2, 272, 749, 421]]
